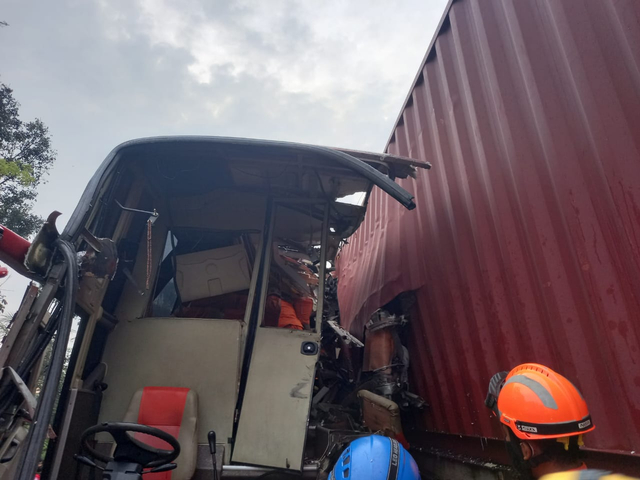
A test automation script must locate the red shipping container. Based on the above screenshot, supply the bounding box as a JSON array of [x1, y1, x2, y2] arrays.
[[338, 0, 640, 459]]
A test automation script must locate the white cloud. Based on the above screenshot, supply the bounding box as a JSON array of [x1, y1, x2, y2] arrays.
[[109, 0, 443, 109]]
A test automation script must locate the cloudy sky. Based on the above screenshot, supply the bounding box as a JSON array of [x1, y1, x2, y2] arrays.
[[0, 0, 448, 311]]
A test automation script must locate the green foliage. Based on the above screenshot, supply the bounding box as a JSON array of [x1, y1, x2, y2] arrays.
[[0, 312, 11, 336], [0, 158, 36, 185], [0, 82, 57, 238]]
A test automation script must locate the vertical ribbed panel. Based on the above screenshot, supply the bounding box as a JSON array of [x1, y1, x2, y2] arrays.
[[337, 0, 640, 454]]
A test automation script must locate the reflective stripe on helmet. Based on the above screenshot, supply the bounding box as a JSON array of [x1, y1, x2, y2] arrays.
[[567, 379, 585, 400], [515, 415, 592, 436], [504, 375, 558, 410], [386, 439, 400, 480]]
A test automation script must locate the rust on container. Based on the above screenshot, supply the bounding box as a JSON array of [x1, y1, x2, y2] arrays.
[[363, 328, 395, 373], [337, 0, 640, 457]]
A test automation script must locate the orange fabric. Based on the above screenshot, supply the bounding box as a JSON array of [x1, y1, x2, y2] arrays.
[[293, 298, 313, 327], [278, 300, 303, 330], [263, 295, 281, 327], [137, 387, 189, 480], [497, 364, 595, 440]]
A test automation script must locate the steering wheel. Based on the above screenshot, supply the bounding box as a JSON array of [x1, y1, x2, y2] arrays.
[[80, 422, 180, 468]]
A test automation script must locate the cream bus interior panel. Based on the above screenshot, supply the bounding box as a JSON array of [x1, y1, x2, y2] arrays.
[[99, 317, 243, 450], [232, 328, 320, 470]]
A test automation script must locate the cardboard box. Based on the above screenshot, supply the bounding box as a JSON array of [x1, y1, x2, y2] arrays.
[[176, 244, 251, 302]]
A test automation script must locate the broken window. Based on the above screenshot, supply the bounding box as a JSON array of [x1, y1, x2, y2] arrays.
[[149, 231, 179, 317], [335, 191, 366, 207], [261, 204, 325, 330], [149, 229, 256, 319]]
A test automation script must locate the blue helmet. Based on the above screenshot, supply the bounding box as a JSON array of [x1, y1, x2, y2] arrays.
[[330, 435, 421, 480]]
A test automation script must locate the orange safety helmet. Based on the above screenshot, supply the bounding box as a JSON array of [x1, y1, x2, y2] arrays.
[[495, 363, 595, 440]]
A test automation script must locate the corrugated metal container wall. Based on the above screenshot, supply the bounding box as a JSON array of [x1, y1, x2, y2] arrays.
[[337, 0, 640, 455]]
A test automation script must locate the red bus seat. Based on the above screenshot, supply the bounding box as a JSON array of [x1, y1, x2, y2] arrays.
[[123, 387, 198, 480]]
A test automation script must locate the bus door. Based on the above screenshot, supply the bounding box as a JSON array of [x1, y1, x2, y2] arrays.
[[232, 200, 329, 470]]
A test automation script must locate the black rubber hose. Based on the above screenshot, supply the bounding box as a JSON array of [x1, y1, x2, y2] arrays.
[[16, 302, 62, 379], [16, 239, 78, 480]]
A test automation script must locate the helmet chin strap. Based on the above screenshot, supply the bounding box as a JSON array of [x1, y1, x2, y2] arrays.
[[506, 436, 560, 479], [526, 450, 553, 470], [506, 436, 536, 479], [508, 435, 580, 474]]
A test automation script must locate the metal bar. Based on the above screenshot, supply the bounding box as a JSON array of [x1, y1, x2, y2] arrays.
[[48, 388, 79, 479], [223, 464, 318, 471], [17, 239, 78, 480], [114, 199, 158, 218], [240, 237, 265, 360], [221, 464, 318, 478], [253, 200, 277, 334], [70, 308, 103, 389], [122, 268, 145, 296], [231, 198, 276, 452], [3, 368, 36, 417], [111, 178, 146, 242], [316, 203, 330, 335], [334, 148, 432, 169], [0, 285, 39, 368], [5, 264, 64, 369], [79, 228, 103, 253]]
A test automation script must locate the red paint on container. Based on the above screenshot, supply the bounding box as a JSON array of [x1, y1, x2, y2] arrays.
[[338, 0, 640, 456]]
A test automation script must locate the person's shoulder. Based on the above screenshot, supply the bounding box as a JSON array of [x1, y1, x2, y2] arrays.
[[541, 470, 640, 480]]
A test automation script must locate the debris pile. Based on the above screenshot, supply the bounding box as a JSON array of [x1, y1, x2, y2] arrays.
[[308, 285, 427, 474]]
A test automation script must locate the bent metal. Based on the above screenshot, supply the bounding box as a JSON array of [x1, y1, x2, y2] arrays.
[[0, 137, 429, 480]]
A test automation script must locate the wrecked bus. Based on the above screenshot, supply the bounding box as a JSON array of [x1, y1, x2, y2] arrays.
[[0, 136, 429, 480]]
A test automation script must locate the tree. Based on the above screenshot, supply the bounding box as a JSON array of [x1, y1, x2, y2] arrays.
[[0, 312, 11, 336], [0, 83, 57, 313], [0, 83, 57, 238]]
